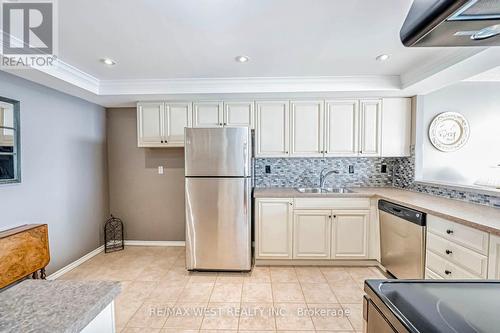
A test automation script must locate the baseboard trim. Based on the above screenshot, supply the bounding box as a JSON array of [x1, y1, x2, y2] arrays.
[[255, 259, 380, 267], [124, 240, 186, 247], [47, 245, 105, 280]]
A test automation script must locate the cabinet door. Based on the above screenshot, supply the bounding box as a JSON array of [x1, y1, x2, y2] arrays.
[[324, 100, 359, 156], [293, 210, 331, 259], [137, 102, 164, 147], [359, 100, 381, 156], [488, 235, 500, 279], [256, 198, 293, 259], [224, 101, 254, 128], [381, 98, 411, 157], [290, 100, 324, 157], [164, 102, 192, 146], [331, 210, 369, 259], [255, 101, 290, 157], [192, 101, 223, 127]]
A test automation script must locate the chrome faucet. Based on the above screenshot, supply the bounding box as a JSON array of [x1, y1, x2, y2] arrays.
[[319, 168, 339, 190]]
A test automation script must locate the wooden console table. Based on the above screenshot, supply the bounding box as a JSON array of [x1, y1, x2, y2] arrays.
[[0, 224, 50, 288]]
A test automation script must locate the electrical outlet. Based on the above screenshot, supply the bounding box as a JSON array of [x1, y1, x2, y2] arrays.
[[158, 166, 164, 175], [349, 165, 354, 174], [381, 164, 387, 173], [265, 165, 271, 174]]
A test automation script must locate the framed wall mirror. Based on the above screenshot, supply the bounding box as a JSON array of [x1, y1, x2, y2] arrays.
[[0, 97, 20, 184]]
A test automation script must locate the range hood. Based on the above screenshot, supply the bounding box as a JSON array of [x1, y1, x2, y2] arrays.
[[401, 0, 500, 46]]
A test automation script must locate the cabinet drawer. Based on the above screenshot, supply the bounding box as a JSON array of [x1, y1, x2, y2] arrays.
[[426, 251, 480, 279], [427, 215, 489, 255], [427, 232, 488, 278], [294, 197, 370, 210], [425, 268, 443, 280]]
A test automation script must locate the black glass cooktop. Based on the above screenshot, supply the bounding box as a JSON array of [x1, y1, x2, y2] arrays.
[[366, 280, 500, 333]]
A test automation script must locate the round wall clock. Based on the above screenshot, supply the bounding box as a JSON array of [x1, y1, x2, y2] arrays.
[[429, 112, 470, 152]]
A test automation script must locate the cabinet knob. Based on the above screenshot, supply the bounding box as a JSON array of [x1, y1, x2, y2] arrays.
[[446, 229, 454, 235], [445, 249, 453, 255], [333, 215, 336, 218], [445, 270, 452, 275]]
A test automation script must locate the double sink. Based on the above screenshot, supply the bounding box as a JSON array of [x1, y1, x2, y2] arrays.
[[296, 187, 353, 194]]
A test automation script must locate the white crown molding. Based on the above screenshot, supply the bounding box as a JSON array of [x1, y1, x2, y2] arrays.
[[2, 48, 497, 106], [99, 76, 402, 95], [37, 59, 100, 94], [401, 48, 500, 94]]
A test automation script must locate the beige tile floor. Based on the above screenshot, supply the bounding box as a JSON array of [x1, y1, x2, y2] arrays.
[[59, 246, 386, 332]]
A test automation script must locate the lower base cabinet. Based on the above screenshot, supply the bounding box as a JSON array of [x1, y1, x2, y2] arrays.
[[488, 235, 500, 279], [332, 211, 369, 259], [293, 210, 331, 259], [256, 198, 370, 260], [256, 198, 293, 259]]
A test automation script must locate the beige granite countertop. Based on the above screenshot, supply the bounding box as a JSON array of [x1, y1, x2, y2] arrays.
[[254, 187, 500, 236]]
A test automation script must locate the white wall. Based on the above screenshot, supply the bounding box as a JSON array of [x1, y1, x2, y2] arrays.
[[0, 71, 108, 274], [418, 82, 500, 187]]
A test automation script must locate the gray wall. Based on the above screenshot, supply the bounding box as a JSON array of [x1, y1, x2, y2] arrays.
[[419, 82, 500, 186], [107, 108, 185, 241], [0, 71, 108, 274]]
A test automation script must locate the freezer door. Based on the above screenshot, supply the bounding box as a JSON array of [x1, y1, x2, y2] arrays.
[[185, 177, 252, 271], [185, 127, 251, 177]]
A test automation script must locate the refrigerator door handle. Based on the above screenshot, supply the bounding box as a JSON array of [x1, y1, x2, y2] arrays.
[[243, 140, 249, 176], [243, 181, 248, 215]]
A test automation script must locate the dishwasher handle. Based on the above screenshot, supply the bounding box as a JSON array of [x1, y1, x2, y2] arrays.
[[378, 200, 426, 226]]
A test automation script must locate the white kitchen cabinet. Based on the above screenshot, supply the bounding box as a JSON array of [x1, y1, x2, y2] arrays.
[[488, 235, 500, 279], [192, 101, 224, 127], [224, 101, 254, 128], [255, 198, 293, 259], [324, 100, 359, 157], [381, 98, 412, 157], [359, 100, 382, 156], [293, 210, 331, 259], [137, 102, 192, 147], [255, 101, 290, 157], [290, 100, 324, 157], [331, 210, 369, 259], [164, 102, 192, 146], [137, 102, 164, 147]]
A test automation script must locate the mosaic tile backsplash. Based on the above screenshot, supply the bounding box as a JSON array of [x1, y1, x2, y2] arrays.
[[254, 157, 398, 188], [254, 147, 500, 208]]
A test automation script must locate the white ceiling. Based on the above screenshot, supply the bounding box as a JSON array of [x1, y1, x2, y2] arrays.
[[59, 0, 460, 80], [3, 0, 500, 106]]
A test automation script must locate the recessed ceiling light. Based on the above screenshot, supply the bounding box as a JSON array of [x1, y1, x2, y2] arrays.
[[376, 54, 390, 62], [235, 55, 250, 63], [101, 58, 117, 66]]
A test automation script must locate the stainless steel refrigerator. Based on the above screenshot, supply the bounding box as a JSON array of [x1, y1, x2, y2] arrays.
[[184, 127, 252, 271]]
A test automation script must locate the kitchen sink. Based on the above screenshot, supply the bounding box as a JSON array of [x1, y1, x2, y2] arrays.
[[296, 187, 353, 194]]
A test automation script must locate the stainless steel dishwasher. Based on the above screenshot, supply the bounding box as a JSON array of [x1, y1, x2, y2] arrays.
[[379, 200, 426, 279]]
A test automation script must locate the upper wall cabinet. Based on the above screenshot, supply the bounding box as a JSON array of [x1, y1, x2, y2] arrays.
[[359, 100, 382, 156], [224, 101, 254, 128], [137, 102, 164, 146], [164, 102, 192, 146], [290, 100, 324, 157], [255, 101, 290, 157], [381, 98, 412, 157], [325, 100, 359, 157], [137, 102, 191, 147], [192, 101, 224, 127]]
